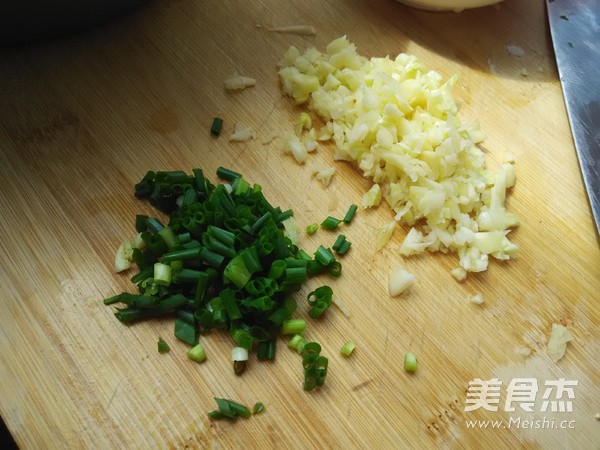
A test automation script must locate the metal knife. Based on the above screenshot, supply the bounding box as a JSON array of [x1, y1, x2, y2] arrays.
[[546, 0, 600, 233]]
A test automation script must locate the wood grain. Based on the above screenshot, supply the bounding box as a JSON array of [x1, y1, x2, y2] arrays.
[[1, 0, 598, 448]]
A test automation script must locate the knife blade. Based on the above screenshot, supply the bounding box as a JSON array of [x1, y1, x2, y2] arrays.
[[546, 0, 600, 233]]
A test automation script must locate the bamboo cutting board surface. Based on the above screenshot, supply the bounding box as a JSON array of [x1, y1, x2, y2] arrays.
[[1, 0, 599, 448]]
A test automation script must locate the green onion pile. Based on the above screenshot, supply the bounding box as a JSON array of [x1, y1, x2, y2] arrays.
[[104, 167, 345, 390]]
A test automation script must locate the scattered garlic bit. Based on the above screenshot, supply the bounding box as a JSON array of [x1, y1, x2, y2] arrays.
[[281, 217, 302, 245], [375, 220, 396, 251], [279, 36, 519, 274], [595, 413, 600, 421], [318, 123, 333, 141], [295, 112, 313, 136], [469, 294, 484, 304], [229, 121, 256, 142], [450, 267, 467, 282], [304, 128, 318, 152], [311, 163, 336, 187], [114, 233, 145, 273], [547, 323, 573, 362], [268, 25, 316, 36], [520, 67, 529, 77], [281, 133, 307, 164], [224, 75, 257, 90], [361, 184, 382, 209], [389, 268, 415, 297], [332, 293, 351, 317], [114, 240, 133, 272], [506, 44, 525, 57], [262, 130, 280, 145]]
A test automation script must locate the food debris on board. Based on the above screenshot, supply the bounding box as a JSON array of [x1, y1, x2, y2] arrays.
[[469, 293, 485, 305], [547, 323, 573, 362], [506, 44, 526, 57], [267, 25, 317, 36], [229, 121, 256, 142], [224, 75, 257, 91], [278, 36, 519, 277]]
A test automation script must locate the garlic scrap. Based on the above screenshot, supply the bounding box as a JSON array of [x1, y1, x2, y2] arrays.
[[547, 323, 573, 362]]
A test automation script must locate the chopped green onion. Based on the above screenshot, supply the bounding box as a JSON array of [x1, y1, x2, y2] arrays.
[[307, 286, 333, 319], [343, 204, 358, 223], [158, 226, 178, 249], [146, 217, 165, 233], [157, 337, 170, 353], [161, 247, 202, 263], [337, 240, 352, 256], [252, 402, 265, 415], [105, 168, 348, 391], [174, 318, 197, 345], [404, 352, 417, 373], [187, 343, 207, 363], [285, 266, 307, 285], [340, 341, 356, 357], [210, 398, 251, 420], [281, 319, 306, 335], [232, 328, 253, 350], [314, 245, 335, 266], [216, 166, 241, 182], [211, 117, 223, 136], [306, 223, 318, 234], [220, 288, 242, 321], [327, 261, 342, 277], [153, 263, 172, 286], [223, 254, 252, 289], [320, 216, 343, 230], [135, 214, 149, 232], [257, 340, 276, 360], [301, 342, 328, 391], [332, 234, 346, 252], [232, 347, 249, 375], [288, 334, 305, 353]]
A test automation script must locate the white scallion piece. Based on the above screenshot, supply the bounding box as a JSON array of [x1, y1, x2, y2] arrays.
[[231, 347, 249, 362]]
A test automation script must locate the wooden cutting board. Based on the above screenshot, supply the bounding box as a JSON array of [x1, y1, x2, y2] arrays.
[[1, 0, 598, 448]]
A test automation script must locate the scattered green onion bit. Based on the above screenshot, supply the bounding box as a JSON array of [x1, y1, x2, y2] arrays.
[[153, 262, 172, 287], [404, 352, 417, 373], [306, 223, 319, 235], [343, 204, 358, 223], [288, 334, 306, 353], [321, 216, 343, 230], [211, 117, 223, 136], [332, 234, 352, 256], [282, 319, 306, 335], [307, 286, 333, 319], [301, 342, 328, 391], [209, 398, 251, 420], [252, 402, 265, 415], [216, 166, 241, 182], [157, 337, 170, 354], [187, 343, 207, 363], [340, 341, 356, 357]]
